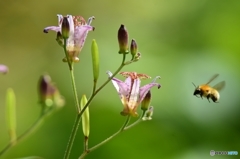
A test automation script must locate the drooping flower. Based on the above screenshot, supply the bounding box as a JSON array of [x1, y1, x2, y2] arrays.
[[0, 64, 8, 74], [38, 74, 65, 108], [107, 71, 161, 117], [43, 15, 95, 63]]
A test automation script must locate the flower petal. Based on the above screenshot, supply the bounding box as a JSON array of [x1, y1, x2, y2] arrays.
[[57, 14, 63, 26], [128, 78, 141, 109], [106, 71, 119, 92], [87, 16, 95, 25], [43, 26, 61, 33], [139, 82, 161, 103], [112, 77, 130, 97], [0, 64, 8, 74], [74, 25, 94, 51], [66, 15, 74, 36]]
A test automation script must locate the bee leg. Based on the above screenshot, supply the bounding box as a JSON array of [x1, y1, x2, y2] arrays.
[[206, 95, 211, 103]]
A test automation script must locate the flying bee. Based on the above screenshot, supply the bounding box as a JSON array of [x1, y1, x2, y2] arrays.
[[192, 74, 226, 103]]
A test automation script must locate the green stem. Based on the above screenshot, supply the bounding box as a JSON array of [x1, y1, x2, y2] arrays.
[[78, 115, 131, 159], [64, 115, 81, 159], [124, 110, 146, 130], [0, 107, 53, 158], [70, 68, 80, 113], [64, 54, 126, 159], [78, 111, 146, 159], [84, 136, 89, 152]]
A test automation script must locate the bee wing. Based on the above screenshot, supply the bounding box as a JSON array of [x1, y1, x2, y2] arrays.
[[212, 81, 226, 92], [206, 74, 219, 85]]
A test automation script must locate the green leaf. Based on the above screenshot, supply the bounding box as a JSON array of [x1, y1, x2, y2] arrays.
[[6, 88, 17, 142]]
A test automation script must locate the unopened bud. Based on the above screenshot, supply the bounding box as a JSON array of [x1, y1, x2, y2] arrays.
[[81, 95, 90, 137], [130, 39, 138, 58], [118, 24, 129, 54], [91, 39, 99, 82], [142, 106, 154, 121], [61, 17, 70, 39], [133, 52, 141, 62], [38, 74, 64, 107], [141, 91, 151, 111], [56, 32, 64, 47]]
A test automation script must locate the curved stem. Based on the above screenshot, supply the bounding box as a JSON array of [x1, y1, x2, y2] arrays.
[[0, 107, 53, 157], [124, 110, 145, 130], [78, 110, 146, 159], [64, 54, 126, 159], [78, 115, 131, 159]]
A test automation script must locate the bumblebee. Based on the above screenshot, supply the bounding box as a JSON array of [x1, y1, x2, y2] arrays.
[[192, 74, 226, 103]]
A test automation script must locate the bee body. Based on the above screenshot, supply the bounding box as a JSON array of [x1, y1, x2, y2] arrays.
[[192, 74, 225, 103]]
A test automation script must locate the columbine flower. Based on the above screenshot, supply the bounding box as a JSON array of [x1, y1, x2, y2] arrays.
[[0, 64, 8, 74], [43, 15, 95, 62], [107, 71, 161, 117]]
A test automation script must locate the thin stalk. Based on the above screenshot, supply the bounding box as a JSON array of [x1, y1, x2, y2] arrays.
[[63, 115, 81, 159], [0, 107, 53, 157], [124, 110, 146, 130], [78, 111, 146, 159], [63, 38, 80, 113], [78, 115, 131, 159], [70, 68, 80, 113], [64, 54, 126, 159], [84, 136, 89, 152]]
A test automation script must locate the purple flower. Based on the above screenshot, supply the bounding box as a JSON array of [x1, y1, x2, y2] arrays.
[[0, 64, 8, 74], [43, 15, 95, 62], [107, 71, 161, 117]]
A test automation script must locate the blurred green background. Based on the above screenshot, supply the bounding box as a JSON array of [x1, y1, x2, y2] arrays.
[[0, 0, 240, 159]]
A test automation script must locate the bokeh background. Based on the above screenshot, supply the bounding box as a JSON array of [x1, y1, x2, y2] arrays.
[[0, 0, 240, 159]]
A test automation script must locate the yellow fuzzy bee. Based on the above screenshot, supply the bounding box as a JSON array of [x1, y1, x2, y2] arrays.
[[192, 74, 226, 103]]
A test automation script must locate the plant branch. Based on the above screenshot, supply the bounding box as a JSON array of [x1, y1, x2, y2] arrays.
[[64, 54, 126, 159], [0, 107, 53, 158], [78, 115, 131, 159]]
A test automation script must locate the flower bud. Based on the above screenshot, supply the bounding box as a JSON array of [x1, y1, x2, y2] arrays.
[[118, 24, 129, 54], [56, 32, 64, 47], [141, 91, 151, 111], [6, 88, 16, 143], [133, 52, 141, 62], [142, 106, 154, 121], [38, 74, 64, 108], [81, 95, 90, 137], [130, 39, 138, 58], [0, 64, 8, 74], [61, 17, 70, 39], [91, 39, 99, 82]]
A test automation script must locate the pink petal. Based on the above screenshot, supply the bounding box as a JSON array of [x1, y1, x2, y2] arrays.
[[106, 71, 119, 92], [112, 77, 130, 97], [139, 83, 161, 103], [43, 26, 61, 33], [74, 25, 94, 49]]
